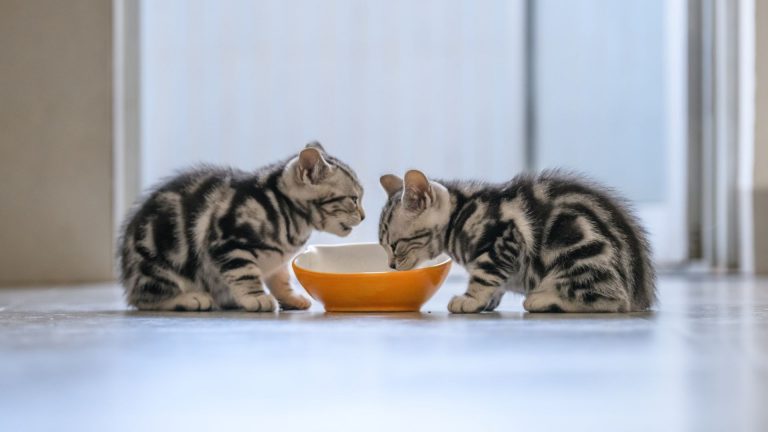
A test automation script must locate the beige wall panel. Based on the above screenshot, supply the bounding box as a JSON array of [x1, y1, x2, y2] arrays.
[[0, 0, 113, 284]]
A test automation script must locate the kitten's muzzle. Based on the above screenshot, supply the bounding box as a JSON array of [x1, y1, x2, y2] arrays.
[[393, 256, 417, 271]]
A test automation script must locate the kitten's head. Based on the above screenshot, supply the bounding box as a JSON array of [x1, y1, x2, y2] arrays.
[[290, 141, 365, 237], [378, 170, 449, 270]]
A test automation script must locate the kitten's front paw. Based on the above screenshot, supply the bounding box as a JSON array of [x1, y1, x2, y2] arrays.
[[448, 295, 486, 314], [278, 293, 311, 311], [238, 293, 277, 312]]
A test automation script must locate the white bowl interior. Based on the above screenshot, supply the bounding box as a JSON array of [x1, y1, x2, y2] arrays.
[[294, 243, 450, 274]]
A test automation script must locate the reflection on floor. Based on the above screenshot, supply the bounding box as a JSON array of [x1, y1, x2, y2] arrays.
[[1, 276, 767, 431]]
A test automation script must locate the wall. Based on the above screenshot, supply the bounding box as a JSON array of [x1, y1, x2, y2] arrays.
[[0, 0, 113, 285], [532, 0, 688, 264], [140, 0, 526, 246], [755, 0, 768, 274]]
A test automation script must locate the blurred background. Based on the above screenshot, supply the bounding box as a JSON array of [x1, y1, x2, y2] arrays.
[[140, 0, 679, 258], [1, 0, 766, 284], [2, 2, 768, 431]]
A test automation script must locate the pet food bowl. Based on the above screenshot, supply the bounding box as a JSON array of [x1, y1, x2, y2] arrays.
[[292, 242, 452, 312]]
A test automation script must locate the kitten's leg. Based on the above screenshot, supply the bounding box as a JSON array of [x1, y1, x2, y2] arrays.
[[524, 274, 629, 313], [130, 263, 214, 312], [266, 266, 311, 311], [523, 287, 566, 313], [448, 231, 521, 313], [485, 287, 506, 311], [448, 270, 506, 313], [524, 290, 627, 313], [215, 253, 276, 312]]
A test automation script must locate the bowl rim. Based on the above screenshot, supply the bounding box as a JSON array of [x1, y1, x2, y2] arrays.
[[292, 242, 452, 276]]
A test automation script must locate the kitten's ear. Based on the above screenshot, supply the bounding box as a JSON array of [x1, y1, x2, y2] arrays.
[[380, 174, 403, 198], [402, 170, 432, 212], [305, 140, 326, 152], [298, 147, 332, 184]]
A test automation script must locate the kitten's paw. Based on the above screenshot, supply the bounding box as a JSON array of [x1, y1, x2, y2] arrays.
[[164, 292, 214, 312], [523, 292, 564, 313], [278, 293, 311, 311], [484, 289, 505, 312], [238, 293, 277, 312], [448, 295, 486, 314]]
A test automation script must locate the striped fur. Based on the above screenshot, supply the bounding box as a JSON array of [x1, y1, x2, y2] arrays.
[[118, 142, 364, 311], [379, 170, 656, 313]]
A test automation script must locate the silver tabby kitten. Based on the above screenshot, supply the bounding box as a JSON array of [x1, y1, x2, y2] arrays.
[[119, 142, 364, 311], [378, 169, 655, 313]]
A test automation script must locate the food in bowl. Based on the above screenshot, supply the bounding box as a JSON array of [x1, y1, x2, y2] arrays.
[[292, 243, 451, 312]]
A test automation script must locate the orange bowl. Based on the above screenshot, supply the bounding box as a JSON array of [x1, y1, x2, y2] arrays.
[[292, 243, 452, 312]]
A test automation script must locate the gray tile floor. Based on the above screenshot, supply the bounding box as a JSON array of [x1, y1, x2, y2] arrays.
[[1, 275, 767, 432]]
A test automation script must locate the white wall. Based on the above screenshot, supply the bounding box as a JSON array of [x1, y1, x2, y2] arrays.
[[140, 0, 527, 245], [534, 0, 667, 203], [532, 0, 687, 264]]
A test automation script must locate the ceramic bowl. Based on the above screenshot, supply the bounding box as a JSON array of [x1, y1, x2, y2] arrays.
[[292, 243, 452, 312]]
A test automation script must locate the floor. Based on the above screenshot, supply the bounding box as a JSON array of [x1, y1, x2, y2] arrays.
[[1, 276, 767, 432]]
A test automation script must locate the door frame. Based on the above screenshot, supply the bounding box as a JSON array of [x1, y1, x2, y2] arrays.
[[112, 0, 141, 244]]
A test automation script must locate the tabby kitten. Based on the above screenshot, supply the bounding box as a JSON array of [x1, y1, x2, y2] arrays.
[[378, 170, 655, 313], [119, 142, 364, 311]]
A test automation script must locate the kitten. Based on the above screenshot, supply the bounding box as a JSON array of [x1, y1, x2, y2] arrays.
[[378, 170, 655, 313], [119, 142, 365, 311]]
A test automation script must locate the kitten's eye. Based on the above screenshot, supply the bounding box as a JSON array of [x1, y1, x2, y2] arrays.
[[351, 196, 359, 204]]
